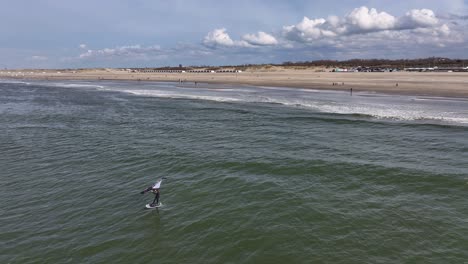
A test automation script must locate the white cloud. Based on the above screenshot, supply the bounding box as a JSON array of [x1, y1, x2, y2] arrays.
[[273, 5, 467, 60], [283, 17, 336, 43], [203, 29, 279, 48], [345, 6, 396, 32], [282, 6, 447, 42], [414, 24, 450, 37], [31, 55, 48, 61], [203, 28, 235, 46], [397, 9, 439, 29], [70, 5, 465, 66], [79, 44, 162, 59], [203, 28, 251, 48], [436, 24, 451, 36], [242, 31, 278, 46]]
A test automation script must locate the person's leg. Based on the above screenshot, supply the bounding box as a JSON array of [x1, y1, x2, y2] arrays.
[[152, 193, 158, 205], [155, 192, 160, 205]]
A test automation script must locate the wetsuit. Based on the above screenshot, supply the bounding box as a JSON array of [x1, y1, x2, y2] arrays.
[[141, 180, 163, 206], [151, 189, 160, 206]]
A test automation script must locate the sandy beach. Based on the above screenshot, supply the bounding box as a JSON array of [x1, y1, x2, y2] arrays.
[[2, 68, 468, 98]]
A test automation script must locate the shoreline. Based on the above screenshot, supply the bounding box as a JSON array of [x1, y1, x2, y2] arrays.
[[2, 69, 468, 98]]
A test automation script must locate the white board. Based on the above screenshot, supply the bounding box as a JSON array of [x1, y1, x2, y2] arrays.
[[145, 203, 162, 209]]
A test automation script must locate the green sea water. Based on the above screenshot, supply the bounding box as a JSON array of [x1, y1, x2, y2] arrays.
[[1, 80, 467, 263]]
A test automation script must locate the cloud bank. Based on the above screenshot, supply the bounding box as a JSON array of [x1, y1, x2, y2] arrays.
[[201, 6, 459, 51], [76, 5, 465, 66], [282, 7, 445, 42], [79, 45, 162, 60]]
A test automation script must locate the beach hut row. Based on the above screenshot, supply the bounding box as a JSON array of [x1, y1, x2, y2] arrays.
[[405, 67, 468, 72], [139, 69, 186, 73], [137, 69, 242, 73], [216, 70, 243, 73]]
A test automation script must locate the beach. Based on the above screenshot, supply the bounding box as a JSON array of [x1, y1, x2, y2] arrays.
[[2, 68, 468, 98]]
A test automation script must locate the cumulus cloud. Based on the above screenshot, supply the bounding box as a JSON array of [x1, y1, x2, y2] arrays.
[[283, 6, 446, 42], [203, 28, 234, 46], [397, 9, 439, 29], [283, 17, 336, 42], [346, 7, 396, 32], [79, 44, 162, 59], [71, 5, 465, 66], [242, 31, 278, 46], [203, 28, 279, 48]]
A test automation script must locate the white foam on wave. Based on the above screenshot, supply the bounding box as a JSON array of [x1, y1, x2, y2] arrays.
[[7, 80, 106, 90], [51, 83, 105, 89], [269, 97, 468, 124], [1, 80, 104, 89], [120, 86, 468, 126], [123, 89, 242, 102], [10, 79, 454, 126], [0, 80, 31, 85], [305, 102, 426, 120], [443, 117, 468, 124]]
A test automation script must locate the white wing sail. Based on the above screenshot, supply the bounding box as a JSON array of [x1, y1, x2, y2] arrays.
[[152, 180, 162, 189]]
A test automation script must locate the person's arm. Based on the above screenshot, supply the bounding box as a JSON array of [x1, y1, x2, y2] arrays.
[[140, 186, 152, 194]]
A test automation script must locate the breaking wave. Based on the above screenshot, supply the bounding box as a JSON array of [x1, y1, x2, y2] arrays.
[[4, 80, 468, 126], [120, 86, 468, 126]]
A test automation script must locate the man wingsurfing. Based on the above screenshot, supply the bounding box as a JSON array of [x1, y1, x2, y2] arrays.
[[141, 177, 166, 208]]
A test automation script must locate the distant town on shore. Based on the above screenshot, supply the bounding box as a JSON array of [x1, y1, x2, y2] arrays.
[[2, 57, 467, 74], [124, 57, 468, 73]]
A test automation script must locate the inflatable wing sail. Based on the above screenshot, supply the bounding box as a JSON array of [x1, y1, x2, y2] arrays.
[[152, 180, 162, 189], [140, 179, 164, 194]]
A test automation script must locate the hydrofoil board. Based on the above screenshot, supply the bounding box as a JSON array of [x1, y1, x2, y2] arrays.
[[145, 203, 162, 209]]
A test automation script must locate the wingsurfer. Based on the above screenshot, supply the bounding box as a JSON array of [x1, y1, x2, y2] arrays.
[[141, 178, 164, 206]]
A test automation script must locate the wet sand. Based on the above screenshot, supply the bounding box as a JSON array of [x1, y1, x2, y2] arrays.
[[2, 69, 468, 98]]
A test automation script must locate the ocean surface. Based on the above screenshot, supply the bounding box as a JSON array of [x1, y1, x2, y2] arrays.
[[1, 79, 467, 263]]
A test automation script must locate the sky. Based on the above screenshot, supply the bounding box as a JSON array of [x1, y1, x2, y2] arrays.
[[0, 0, 467, 68]]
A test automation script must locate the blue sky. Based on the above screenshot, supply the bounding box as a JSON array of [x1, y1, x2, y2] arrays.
[[1, 0, 467, 68]]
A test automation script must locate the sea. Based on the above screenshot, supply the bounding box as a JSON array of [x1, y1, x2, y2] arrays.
[[1, 79, 467, 263]]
